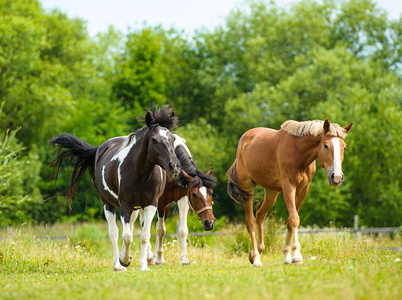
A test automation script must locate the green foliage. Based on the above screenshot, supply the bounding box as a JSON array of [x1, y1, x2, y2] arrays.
[[0, 0, 401, 227], [0, 125, 44, 226]]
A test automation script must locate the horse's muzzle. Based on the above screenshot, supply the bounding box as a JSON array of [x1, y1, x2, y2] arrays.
[[167, 161, 181, 179], [329, 172, 344, 186], [202, 219, 215, 231]]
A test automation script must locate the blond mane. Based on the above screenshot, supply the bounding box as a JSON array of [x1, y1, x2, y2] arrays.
[[280, 120, 348, 139]]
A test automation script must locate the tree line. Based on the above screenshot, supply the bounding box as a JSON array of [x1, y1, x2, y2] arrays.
[[0, 0, 401, 227]]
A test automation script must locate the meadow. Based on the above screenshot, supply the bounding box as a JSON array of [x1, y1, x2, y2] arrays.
[[0, 220, 401, 300]]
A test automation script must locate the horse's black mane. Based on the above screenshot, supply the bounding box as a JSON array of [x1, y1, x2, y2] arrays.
[[133, 104, 178, 141], [175, 144, 216, 188], [143, 104, 178, 130]]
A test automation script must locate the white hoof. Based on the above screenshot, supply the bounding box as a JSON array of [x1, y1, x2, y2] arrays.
[[113, 266, 127, 272], [284, 252, 292, 264], [292, 249, 303, 264]]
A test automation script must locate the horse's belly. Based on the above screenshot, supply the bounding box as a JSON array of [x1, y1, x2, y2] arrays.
[[247, 164, 282, 192]]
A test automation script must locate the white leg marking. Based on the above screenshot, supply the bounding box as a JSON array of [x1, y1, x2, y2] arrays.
[[139, 209, 153, 263], [154, 215, 166, 265], [178, 196, 190, 265], [120, 215, 133, 266], [130, 210, 139, 232], [291, 227, 303, 264], [102, 166, 119, 201], [332, 138, 343, 177], [139, 206, 157, 271], [283, 229, 292, 264], [104, 207, 126, 271]]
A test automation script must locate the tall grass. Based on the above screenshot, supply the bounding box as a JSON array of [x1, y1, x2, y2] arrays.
[[0, 222, 401, 299]]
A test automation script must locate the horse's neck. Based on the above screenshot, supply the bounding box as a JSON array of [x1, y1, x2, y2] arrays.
[[296, 135, 321, 169], [133, 137, 156, 179]]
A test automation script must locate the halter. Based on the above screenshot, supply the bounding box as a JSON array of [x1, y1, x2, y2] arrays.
[[187, 189, 212, 219]]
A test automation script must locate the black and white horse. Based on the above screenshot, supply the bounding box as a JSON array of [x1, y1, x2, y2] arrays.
[[49, 106, 180, 271]]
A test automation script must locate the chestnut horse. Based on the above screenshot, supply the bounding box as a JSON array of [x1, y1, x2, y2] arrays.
[[49, 106, 181, 271], [227, 119, 352, 266], [152, 134, 216, 265]]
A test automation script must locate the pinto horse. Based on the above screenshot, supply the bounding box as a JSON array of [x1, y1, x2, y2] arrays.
[[49, 106, 181, 271], [227, 119, 352, 266], [151, 134, 216, 265]]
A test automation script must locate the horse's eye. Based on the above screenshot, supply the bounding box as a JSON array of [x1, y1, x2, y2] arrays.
[[323, 143, 329, 149], [191, 193, 198, 198], [151, 138, 158, 144]]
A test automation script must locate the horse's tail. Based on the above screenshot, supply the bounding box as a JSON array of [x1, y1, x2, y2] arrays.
[[226, 160, 252, 204], [48, 133, 98, 208]]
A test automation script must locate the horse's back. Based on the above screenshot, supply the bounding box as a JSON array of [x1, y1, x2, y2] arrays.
[[96, 136, 127, 165]]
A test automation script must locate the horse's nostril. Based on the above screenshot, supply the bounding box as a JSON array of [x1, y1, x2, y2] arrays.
[[331, 173, 335, 180]]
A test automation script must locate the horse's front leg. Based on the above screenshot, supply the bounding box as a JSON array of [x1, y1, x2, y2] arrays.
[[282, 183, 303, 264], [119, 206, 134, 268], [139, 209, 154, 265], [104, 204, 126, 272], [178, 196, 190, 265], [139, 205, 157, 271]]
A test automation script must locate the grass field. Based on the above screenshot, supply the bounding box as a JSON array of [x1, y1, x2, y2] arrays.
[[0, 221, 401, 300]]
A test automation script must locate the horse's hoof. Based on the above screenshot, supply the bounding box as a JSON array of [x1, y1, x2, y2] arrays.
[[249, 251, 255, 264], [291, 258, 303, 264], [154, 261, 165, 266], [284, 260, 292, 264], [113, 266, 127, 272], [119, 257, 132, 267], [147, 258, 154, 266], [181, 261, 191, 266]]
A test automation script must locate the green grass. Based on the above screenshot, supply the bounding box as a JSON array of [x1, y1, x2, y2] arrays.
[[0, 222, 401, 300]]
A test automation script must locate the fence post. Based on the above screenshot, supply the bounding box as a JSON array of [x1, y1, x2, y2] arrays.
[[354, 215, 358, 239]]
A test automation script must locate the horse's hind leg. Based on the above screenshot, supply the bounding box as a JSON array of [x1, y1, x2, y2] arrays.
[[177, 196, 190, 265], [256, 189, 279, 254], [104, 204, 126, 272], [154, 205, 169, 265], [243, 196, 262, 266]]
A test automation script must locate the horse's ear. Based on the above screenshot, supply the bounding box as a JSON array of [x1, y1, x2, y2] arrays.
[[206, 168, 213, 175], [323, 119, 330, 133], [145, 112, 153, 127], [343, 122, 353, 133], [182, 170, 194, 181], [170, 111, 175, 118]]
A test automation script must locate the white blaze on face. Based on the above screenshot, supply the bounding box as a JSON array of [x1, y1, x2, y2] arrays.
[[199, 186, 208, 200], [159, 128, 170, 143], [331, 138, 343, 181]]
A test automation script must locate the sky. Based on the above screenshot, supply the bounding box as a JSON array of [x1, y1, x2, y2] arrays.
[[40, 0, 402, 37]]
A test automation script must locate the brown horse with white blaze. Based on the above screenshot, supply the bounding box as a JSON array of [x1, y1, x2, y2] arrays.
[[227, 119, 352, 266]]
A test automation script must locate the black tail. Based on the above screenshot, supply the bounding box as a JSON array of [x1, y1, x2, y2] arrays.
[[226, 160, 253, 204], [48, 133, 98, 208]]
